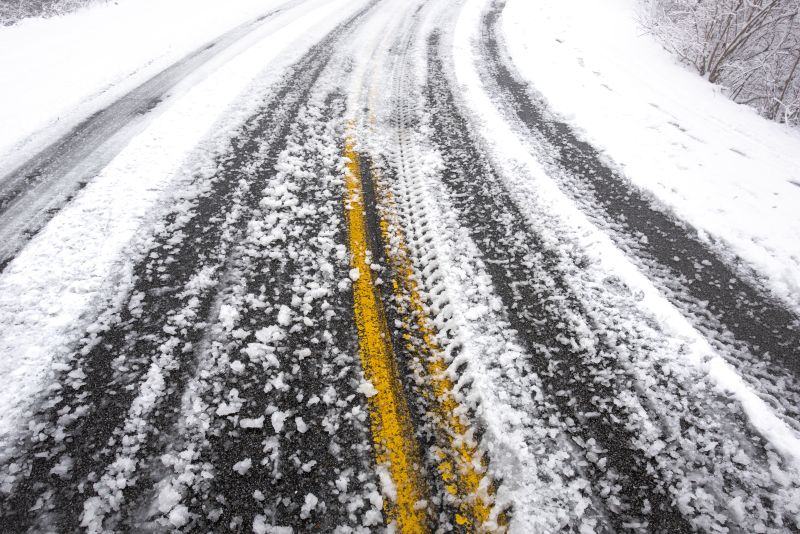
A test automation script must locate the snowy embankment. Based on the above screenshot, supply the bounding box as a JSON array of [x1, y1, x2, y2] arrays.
[[0, 0, 364, 439], [500, 0, 800, 310]]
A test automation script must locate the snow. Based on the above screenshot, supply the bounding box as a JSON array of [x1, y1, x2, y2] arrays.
[[500, 0, 800, 309], [156, 484, 182, 514], [376, 465, 397, 503], [0, 0, 290, 175], [168, 504, 190, 527], [219, 304, 241, 331], [233, 458, 253, 475], [217, 390, 244, 416], [300, 492, 319, 519], [256, 325, 286, 344], [253, 516, 293, 534], [217, 402, 241, 417], [240, 416, 265, 429], [295, 417, 308, 433], [271, 410, 288, 433], [276, 304, 292, 326], [49, 455, 74, 478], [356, 379, 378, 398]]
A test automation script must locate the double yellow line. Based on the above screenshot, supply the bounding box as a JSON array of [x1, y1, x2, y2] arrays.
[[344, 129, 502, 532], [344, 135, 428, 532]]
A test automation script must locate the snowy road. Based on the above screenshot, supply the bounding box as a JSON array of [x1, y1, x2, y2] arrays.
[[1, 0, 799, 532]]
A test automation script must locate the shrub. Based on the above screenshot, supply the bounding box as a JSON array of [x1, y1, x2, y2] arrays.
[[1, 0, 107, 26]]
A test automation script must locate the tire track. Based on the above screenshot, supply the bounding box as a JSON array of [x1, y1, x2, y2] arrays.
[[364, 24, 606, 531], [424, 29, 694, 532], [478, 1, 800, 391], [143, 94, 382, 533], [356, 21, 504, 532], [373, 131, 609, 532]]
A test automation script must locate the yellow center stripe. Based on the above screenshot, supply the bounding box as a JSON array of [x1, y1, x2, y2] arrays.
[[344, 133, 429, 533], [374, 169, 503, 532]]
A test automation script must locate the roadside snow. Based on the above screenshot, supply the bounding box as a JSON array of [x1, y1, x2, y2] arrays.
[[0, 0, 293, 175], [500, 0, 800, 309]]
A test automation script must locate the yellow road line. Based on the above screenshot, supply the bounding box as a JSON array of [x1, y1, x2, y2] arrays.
[[373, 167, 503, 532], [344, 131, 429, 533]]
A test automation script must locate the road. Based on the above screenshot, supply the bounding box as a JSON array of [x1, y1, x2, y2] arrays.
[[1, 0, 799, 532]]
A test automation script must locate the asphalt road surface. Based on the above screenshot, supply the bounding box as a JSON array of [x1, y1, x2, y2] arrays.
[[1, 0, 799, 532]]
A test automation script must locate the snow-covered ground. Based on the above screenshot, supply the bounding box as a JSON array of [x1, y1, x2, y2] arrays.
[[451, 1, 800, 530], [499, 0, 800, 310], [0, 0, 296, 174]]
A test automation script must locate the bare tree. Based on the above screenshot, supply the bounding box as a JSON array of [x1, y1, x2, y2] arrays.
[[641, 0, 800, 125], [1, 0, 107, 26]]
